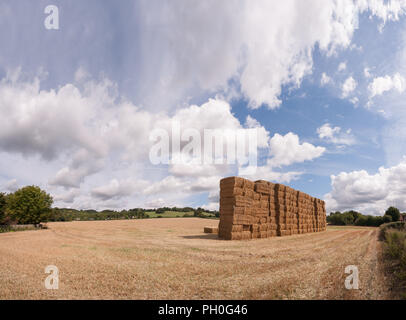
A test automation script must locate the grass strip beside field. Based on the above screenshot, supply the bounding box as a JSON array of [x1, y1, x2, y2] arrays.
[[380, 222, 406, 299], [0, 225, 40, 234]]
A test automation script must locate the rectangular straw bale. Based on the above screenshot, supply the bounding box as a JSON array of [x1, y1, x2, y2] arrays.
[[220, 187, 244, 197], [267, 230, 277, 237], [221, 195, 253, 207], [243, 189, 255, 198], [221, 214, 254, 225], [268, 223, 278, 230], [241, 231, 252, 240], [259, 217, 268, 224], [220, 231, 242, 240], [254, 180, 272, 194], [260, 231, 268, 238], [252, 231, 260, 239], [218, 223, 243, 232], [220, 176, 245, 188], [275, 184, 287, 192], [204, 227, 218, 234]]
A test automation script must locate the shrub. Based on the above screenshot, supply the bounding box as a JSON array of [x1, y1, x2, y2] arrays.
[[0, 226, 11, 233], [384, 229, 406, 259], [0, 224, 39, 233], [380, 224, 406, 298], [379, 221, 405, 241]]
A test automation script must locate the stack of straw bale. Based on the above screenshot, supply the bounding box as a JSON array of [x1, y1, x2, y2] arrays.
[[218, 177, 326, 240]]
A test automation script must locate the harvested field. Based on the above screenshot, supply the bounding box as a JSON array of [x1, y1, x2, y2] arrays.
[[0, 218, 391, 299]]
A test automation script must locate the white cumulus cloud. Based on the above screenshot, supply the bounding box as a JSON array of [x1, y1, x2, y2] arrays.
[[317, 123, 356, 145], [267, 133, 325, 168], [342, 76, 357, 98], [137, 0, 406, 110], [325, 157, 406, 214], [338, 62, 347, 72], [368, 73, 406, 97], [321, 73, 332, 86]]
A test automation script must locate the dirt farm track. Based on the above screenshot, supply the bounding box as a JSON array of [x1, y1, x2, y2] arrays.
[[0, 218, 391, 300]]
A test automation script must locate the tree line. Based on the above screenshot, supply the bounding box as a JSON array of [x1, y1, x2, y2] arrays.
[[0, 186, 219, 226], [327, 207, 403, 227], [4, 185, 402, 227]]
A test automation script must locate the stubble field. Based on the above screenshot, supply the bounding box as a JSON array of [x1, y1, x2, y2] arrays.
[[0, 218, 391, 299]]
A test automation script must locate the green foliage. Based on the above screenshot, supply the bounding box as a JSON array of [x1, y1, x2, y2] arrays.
[[327, 211, 346, 225], [383, 214, 393, 224], [194, 207, 204, 218], [385, 207, 401, 222], [329, 210, 386, 227], [384, 229, 406, 258], [328, 210, 363, 226], [0, 184, 219, 224], [6, 186, 53, 224], [379, 221, 405, 240], [194, 211, 205, 218], [150, 206, 196, 213], [370, 215, 383, 226], [380, 222, 406, 298], [354, 215, 368, 226], [47, 206, 217, 222], [0, 193, 6, 223], [183, 213, 194, 218], [48, 207, 149, 222], [0, 224, 38, 233]]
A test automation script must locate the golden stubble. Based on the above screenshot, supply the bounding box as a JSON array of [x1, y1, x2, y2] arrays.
[[0, 219, 390, 300]]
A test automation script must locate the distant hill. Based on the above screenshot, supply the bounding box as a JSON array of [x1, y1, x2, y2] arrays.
[[48, 207, 219, 222]]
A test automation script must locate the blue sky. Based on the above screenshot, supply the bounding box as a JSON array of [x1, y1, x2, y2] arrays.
[[2, 1, 406, 215]]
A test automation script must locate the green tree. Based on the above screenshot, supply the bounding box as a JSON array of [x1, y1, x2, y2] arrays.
[[355, 215, 368, 226], [7, 186, 53, 224], [347, 210, 362, 223], [383, 214, 393, 224], [327, 212, 346, 225], [156, 208, 165, 214], [385, 207, 401, 222], [342, 211, 359, 225], [372, 216, 384, 227], [0, 193, 7, 223]]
